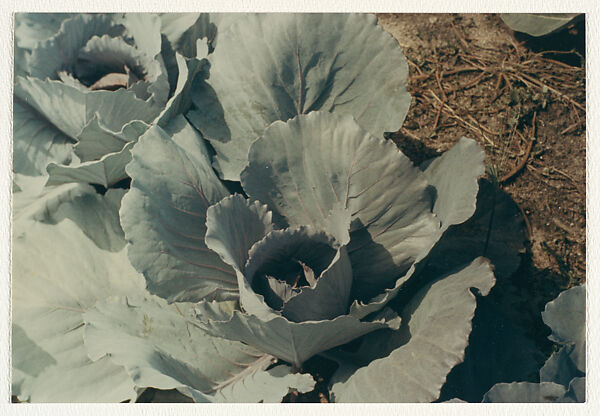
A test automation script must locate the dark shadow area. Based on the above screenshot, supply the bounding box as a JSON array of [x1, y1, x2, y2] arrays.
[[222, 179, 246, 197], [161, 34, 180, 98], [136, 387, 194, 403], [177, 14, 217, 57], [186, 76, 232, 144], [385, 130, 441, 166], [282, 355, 339, 403], [91, 176, 131, 195], [416, 179, 527, 283], [438, 253, 571, 402], [514, 17, 585, 67], [410, 175, 571, 402], [347, 219, 405, 303]]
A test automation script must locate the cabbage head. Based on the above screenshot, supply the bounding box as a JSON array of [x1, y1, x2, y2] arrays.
[[120, 110, 494, 402], [13, 13, 212, 187]]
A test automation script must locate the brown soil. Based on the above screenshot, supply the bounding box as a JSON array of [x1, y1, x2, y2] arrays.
[[379, 13, 586, 290]]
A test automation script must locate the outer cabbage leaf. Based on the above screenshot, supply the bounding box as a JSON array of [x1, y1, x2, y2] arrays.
[[46, 142, 134, 188], [12, 218, 143, 402], [12, 171, 147, 401], [540, 344, 582, 387], [242, 111, 440, 301], [11, 324, 56, 398], [187, 13, 411, 180], [12, 174, 85, 225], [482, 382, 568, 403], [15, 77, 87, 140], [74, 117, 149, 162], [541, 284, 585, 373], [347, 137, 487, 319], [160, 13, 217, 57], [83, 294, 315, 402], [14, 13, 75, 51], [113, 13, 163, 59], [13, 93, 75, 176], [20, 359, 138, 403], [156, 50, 209, 127], [500, 13, 582, 37], [420, 137, 485, 232], [483, 377, 585, 403], [565, 377, 586, 403], [330, 257, 495, 402], [120, 116, 235, 302], [195, 299, 400, 369], [14, 39, 29, 77], [15, 77, 161, 141], [12, 174, 125, 252]]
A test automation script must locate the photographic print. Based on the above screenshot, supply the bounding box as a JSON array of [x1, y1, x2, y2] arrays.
[[11, 12, 586, 403]]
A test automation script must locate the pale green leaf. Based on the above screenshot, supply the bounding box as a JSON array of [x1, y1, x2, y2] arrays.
[[242, 111, 440, 301], [160, 13, 217, 57], [14, 13, 75, 51], [540, 345, 582, 387], [13, 173, 128, 251], [115, 13, 163, 58], [12, 174, 90, 226], [47, 142, 134, 188], [16, 77, 161, 141], [195, 299, 400, 368], [421, 137, 485, 231], [565, 377, 585, 403], [21, 359, 137, 403], [11, 324, 56, 398], [15, 77, 87, 139], [482, 382, 568, 403], [12, 219, 144, 402], [84, 294, 314, 402], [121, 116, 234, 302], [330, 258, 495, 402], [13, 98, 75, 176], [74, 116, 148, 162], [156, 52, 208, 127], [542, 284, 586, 373], [187, 13, 411, 180], [205, 194, 274, 273]]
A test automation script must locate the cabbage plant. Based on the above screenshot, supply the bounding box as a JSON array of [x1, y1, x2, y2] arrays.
[[12, 12, 581, 403], [115, 109, 493, 402], [13, 13, 212, 187]]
